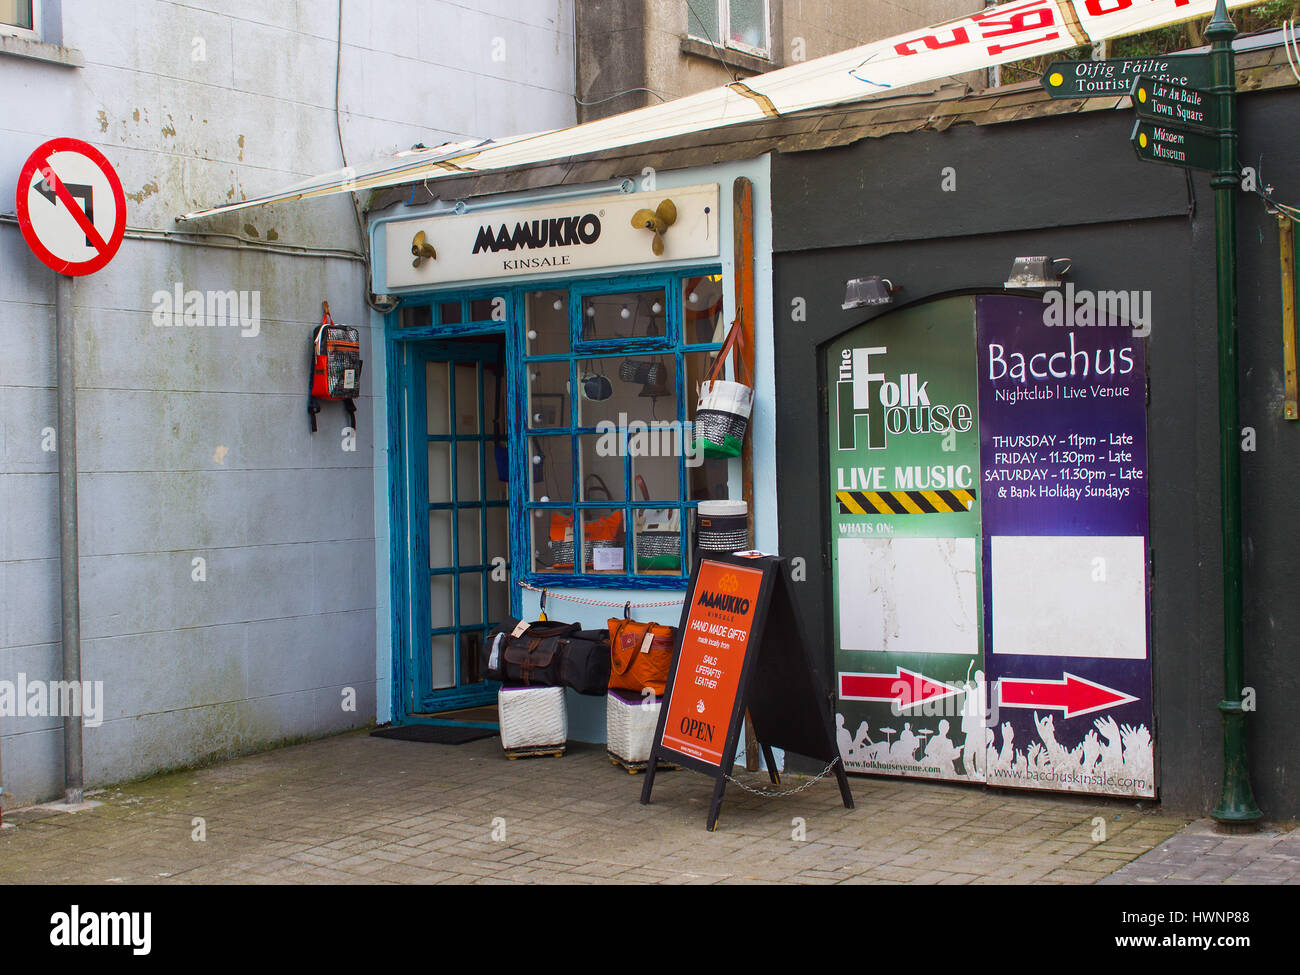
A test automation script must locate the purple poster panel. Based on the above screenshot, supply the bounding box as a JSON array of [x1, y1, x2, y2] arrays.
[[976, 295, 1154, 798]]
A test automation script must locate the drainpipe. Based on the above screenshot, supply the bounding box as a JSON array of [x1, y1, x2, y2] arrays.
[[1206, 0, 1259, 828], [56, 272, 84, 805]]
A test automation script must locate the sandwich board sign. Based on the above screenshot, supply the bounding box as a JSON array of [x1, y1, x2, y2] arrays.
[[640, 553, 854, 830], [15, 137, 126, 276]]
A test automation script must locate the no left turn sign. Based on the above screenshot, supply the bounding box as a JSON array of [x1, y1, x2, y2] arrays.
[[15, 137, 127, 276]]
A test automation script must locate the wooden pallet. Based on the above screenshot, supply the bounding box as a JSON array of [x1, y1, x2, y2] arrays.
[[504, 744, 566, 760], [607, 752, 678, 774]]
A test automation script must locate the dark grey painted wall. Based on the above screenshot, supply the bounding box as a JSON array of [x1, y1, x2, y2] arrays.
[[770, 91, 1299, 819]]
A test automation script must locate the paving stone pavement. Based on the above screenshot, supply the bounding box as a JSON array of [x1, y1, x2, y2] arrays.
[[0, 730, 1289, 885], [1099, 819, 1300, 884]]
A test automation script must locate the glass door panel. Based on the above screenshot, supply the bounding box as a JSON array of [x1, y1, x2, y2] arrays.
[[409, 337, 510, 714]]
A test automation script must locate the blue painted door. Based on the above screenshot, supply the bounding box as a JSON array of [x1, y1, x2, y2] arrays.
[[408, 339, 510, 713]]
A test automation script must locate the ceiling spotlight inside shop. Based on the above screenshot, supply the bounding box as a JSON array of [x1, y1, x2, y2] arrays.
[[586, 306, 596, 318], [552, 294, 564, 311], [842, 275, 899, 310], [687, 291, 698, 305], [620, 305, 631, 320], [651, 301, 662, 314], [1004, 256, 1071, 289], [410, 230, 436, 267], [527, 329, 538, 340]]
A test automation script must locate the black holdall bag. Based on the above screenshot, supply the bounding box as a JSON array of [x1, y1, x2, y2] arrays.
[[483, 617, 611, 695], [559, 628, 612, 696]]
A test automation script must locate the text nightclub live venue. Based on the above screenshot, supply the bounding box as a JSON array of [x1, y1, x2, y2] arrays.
[[184, 13, 1300, 820]]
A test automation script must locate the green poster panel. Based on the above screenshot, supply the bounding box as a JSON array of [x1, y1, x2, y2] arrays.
[[827, 296, 987, 783]]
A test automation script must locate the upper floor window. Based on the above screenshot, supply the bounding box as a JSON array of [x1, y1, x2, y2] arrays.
[[0, 0, 38, 39], [687, 0, 770, 59]]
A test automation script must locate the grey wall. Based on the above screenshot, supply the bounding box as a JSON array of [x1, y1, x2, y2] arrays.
[[771, 96, 1300, 819], [0, 0, 576, 805]]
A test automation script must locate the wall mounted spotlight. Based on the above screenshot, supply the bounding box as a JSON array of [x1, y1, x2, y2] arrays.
[[1004, 256, 1071, 289], [842, 276, 899, 310]]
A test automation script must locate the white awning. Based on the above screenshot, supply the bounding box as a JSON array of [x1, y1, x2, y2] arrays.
[[178, 0, 1261, 221]]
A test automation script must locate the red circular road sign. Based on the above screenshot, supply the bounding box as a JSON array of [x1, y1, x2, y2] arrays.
[[15, 137, 127, 276]]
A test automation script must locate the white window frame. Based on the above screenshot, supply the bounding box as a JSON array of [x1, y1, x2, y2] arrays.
[[0, 0, 41, 41], [688, 0, 771, 60]]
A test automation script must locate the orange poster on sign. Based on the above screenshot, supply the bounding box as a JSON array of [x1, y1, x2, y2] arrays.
[[660, 560, 765, 767]]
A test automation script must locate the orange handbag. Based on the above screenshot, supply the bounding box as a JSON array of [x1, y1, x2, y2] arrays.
[[607, 617, 676, 696]]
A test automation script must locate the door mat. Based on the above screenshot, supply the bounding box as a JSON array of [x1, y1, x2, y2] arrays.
[[370, 725, 498, 745]]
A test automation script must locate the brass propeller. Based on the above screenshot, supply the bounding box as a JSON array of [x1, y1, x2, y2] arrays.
[[630, 199, 677, 256], [411, 230, 436, 267]]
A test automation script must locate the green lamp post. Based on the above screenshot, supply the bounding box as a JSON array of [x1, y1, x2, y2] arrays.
[[1206, 0, 1261, 827]]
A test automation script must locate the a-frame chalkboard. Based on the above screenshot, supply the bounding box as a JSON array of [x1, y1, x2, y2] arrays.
[[640, 553, 853, 830]]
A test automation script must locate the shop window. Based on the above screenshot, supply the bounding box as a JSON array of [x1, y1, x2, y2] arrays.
[[521, 272, 725, 584], [401, 304, 433, 328], [468, 295, 504, 322]]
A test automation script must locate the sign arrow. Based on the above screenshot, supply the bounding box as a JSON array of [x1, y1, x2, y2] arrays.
[[1130, 119, 1219, 174], [839, 667, 963, 709], [1132, 75, 1218, 131], [997, 673, 1137, 719], [35, 172, 96, 248], [1041, 54, 1210, 99]]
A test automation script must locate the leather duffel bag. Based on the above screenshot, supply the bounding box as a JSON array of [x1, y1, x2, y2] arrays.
[[483, 618, 610, 695]]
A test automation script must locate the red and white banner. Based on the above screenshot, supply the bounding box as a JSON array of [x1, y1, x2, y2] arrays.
[[180, 0, 1262, 219]]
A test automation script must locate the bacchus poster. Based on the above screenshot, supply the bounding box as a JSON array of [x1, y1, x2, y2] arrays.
[[828, 294, 1154, 797], [976, 295, 1154, 798]]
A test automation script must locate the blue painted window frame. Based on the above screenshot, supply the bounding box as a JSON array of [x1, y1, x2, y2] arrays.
[[516, 268, 724, 591]]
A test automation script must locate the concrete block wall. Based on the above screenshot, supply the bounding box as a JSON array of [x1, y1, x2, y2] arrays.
[[0, 0, 575, 804]]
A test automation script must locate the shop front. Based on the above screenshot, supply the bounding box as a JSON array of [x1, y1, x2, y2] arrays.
[[367, 160, 774, 739]]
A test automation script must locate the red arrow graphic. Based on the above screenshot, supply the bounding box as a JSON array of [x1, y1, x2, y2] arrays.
[[839, 667, 962, 709], [997, 673, 1137, 719]]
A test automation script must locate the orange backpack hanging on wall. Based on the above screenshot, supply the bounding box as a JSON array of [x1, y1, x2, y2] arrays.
[[607, 616, 676, 697], [308, 300, 362, 432]]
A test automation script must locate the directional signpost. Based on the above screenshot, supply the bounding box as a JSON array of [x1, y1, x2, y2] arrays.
[[1041, 54, 1210, 99], [1107, 0, 1260, 825], [1130, 118, 1219, 172], [14, 137, 126, 806], [1132, 75, 1219, 129]]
